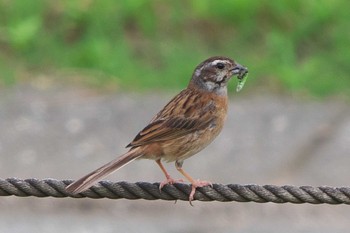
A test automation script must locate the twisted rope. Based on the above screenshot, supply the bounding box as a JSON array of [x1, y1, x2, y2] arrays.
[[1, 178, 350, 204]]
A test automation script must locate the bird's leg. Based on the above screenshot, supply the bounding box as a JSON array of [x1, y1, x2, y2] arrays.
[[156, 159, 183, 190], [175, 161, 212, 204]]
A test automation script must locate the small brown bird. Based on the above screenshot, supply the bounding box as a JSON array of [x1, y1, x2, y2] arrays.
[[66, 56, 248, 203]]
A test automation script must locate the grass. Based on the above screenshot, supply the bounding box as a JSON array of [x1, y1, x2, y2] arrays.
[[0, 0, 349, 97]]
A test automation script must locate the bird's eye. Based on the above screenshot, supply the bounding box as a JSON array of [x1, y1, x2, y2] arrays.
[[216, 63, 225, 69]]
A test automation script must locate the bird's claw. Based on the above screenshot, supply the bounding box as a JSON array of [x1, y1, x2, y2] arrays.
[[159, 177, 184, 190], [189, 180, 212, 206]]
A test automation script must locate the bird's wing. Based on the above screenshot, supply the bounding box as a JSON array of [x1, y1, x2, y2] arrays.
[[126, 89, 216, 148]]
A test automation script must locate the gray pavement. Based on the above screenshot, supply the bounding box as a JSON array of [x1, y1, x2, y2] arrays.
[[0, 83, 349, 233]]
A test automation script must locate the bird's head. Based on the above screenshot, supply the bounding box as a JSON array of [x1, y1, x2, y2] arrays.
[[189, 56, 248, 95]]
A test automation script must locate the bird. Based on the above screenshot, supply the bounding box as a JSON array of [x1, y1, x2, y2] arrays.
[[66, 56, 248, 203]]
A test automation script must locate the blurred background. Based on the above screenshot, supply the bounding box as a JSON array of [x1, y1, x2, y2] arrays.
[[0, 0, 349, 233]]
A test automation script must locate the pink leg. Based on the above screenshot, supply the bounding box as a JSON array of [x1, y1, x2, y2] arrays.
[[156, 160, 184, 190], [175, 161, 212, 205]]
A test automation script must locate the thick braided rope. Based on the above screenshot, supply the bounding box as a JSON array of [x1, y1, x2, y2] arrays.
[[1, 178, 350, 204]]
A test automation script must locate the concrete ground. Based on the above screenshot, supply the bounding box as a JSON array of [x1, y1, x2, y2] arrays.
[[0, 83, 349, 233]]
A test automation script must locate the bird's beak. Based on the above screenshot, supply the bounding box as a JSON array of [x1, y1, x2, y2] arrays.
[[232, 63, 249, 92], [231, 63, 248, 80]]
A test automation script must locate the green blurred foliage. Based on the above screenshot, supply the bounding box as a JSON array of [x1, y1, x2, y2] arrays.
[[0, 0, 349, 97]]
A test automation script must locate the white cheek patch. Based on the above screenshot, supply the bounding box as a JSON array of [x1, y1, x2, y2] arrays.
[[204, 80, 227, 95], [216, 73, 224, 82], [204, 80, 216, 90]]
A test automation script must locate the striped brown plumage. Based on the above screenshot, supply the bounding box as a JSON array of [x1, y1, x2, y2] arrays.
[[66, 56, 248, 204]]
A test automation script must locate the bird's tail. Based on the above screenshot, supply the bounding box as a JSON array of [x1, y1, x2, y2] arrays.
[[66, 148, 143, 194]]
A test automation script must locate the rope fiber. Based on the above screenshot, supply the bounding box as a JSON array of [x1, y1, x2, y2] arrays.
[[1, 178, 350, 204]]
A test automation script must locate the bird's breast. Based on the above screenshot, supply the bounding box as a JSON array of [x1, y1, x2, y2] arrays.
[[162, 94, 228, 162]]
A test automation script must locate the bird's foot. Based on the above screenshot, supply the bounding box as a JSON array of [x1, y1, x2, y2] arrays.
[[189, 180, 212, 205], [159, 177, 184, 190]]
